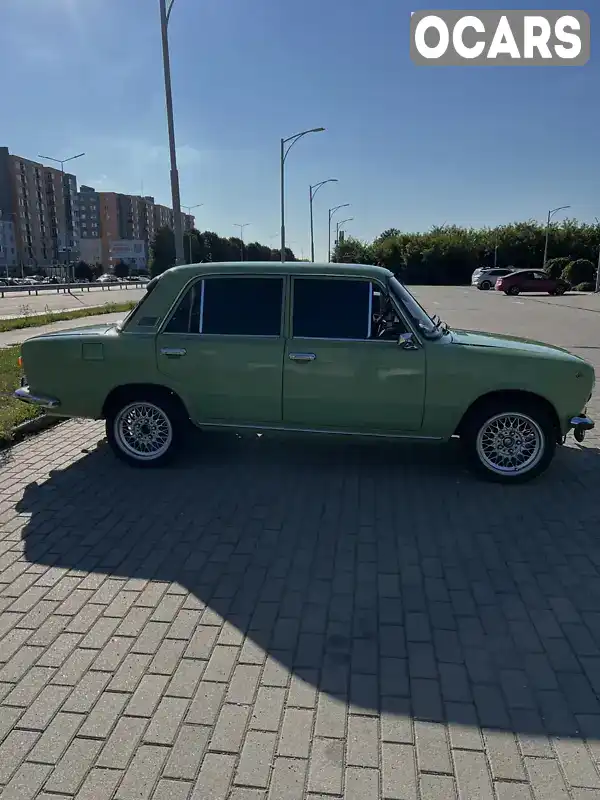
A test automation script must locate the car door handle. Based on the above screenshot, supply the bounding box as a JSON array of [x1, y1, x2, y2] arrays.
[[160, 347, 187, 358], [289, 352, 316, 362]]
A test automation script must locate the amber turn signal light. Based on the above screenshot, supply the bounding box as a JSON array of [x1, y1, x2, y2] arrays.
[[17, 356, 22, 368]]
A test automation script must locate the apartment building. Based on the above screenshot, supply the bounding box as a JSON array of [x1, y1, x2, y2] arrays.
[[0, 147, 79, 272], [0, 219, 17, 273]]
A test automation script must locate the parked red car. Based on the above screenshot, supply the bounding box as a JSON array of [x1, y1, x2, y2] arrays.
[[495, 269, 569, 296]]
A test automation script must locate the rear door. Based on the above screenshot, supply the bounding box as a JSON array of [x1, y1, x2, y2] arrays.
[[155, 274, 286, 424]]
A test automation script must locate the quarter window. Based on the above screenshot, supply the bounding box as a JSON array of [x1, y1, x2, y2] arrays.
[[292, 278, 374, 340], [164, 276, 283, 336]]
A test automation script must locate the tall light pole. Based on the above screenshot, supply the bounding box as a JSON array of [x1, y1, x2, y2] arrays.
[[542, 205, 570, 270], [309, 178, 337, 262], [328, 204, 350, 262], [159, 0, 184, 267], [38, 152, 85, 280], [182, 203, 203, 263], [336, 217, 353, 239], [280, 127, 325, 263], [234, 223, 250, 261], [594, 217, 600, 294]]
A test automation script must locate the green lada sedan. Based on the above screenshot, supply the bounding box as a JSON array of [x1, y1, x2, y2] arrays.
[[14, 262, 595, 483]]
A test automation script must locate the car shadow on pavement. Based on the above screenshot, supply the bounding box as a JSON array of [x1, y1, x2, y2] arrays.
[[16, 431, 600, 743]]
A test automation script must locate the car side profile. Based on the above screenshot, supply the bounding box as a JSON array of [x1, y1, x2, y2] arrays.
[[14, 262, 595, 483], [496, 269, 569, 296], [471, 267, 514, 290]]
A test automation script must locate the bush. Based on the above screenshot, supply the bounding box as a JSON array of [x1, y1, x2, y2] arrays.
[[562, 259, 596, 286], [545, 257, 571, 280], [574, 282, 596, 292]]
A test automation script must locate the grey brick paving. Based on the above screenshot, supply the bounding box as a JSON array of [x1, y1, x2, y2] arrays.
[[0, 288, 600, 798]]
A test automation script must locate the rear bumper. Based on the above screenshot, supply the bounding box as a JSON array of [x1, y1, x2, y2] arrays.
[[13, 386, 60, 410]]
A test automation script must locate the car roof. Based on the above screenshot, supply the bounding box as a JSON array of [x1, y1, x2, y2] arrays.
[[159, 261, 393, 282]]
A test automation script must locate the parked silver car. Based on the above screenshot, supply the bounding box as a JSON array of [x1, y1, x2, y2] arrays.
[[471, 267, 514, 290]]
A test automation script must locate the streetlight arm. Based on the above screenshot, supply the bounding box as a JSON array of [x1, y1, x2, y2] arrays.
[[549, 205, 571, 220], [166, 0, 175, 25], [311, 178, 338, 200], [283, 127, 325, 163]]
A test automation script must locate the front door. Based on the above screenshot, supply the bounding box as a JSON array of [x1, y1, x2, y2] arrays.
[[156, 275, 285, 424], [283, 276, 426, 432]]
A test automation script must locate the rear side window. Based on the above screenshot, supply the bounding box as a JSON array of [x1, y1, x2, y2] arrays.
[[164, 276, 283, 336]]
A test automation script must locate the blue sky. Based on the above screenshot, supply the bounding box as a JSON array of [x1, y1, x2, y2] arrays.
[[1, 0, 597, 260]]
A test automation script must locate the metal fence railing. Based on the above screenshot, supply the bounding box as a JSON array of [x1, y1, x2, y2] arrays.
[[0, 280, 147, 299]]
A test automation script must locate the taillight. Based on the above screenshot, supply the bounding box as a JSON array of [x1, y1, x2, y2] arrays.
[[17, 356, 22, 368]]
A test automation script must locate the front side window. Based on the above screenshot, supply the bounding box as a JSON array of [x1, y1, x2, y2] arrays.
[[164, 276, 283, 336], [292, 278, 372, 340]]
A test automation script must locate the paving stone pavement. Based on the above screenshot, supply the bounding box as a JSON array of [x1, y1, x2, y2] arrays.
[[0, 287, 599, 799]]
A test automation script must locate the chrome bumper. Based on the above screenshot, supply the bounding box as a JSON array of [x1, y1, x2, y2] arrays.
[[13, 386, 60, 410]]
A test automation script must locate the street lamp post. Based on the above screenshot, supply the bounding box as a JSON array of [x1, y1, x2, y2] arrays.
[[280, 127, 325, 263], [328, 204, 350, 262], [309, 179, 337, 262], [334, 218, 353, 260], [38, 152, 85, 281], [234, 223, 250, 261], [182, 203, 203, 263], [159, 0, 184, 267], [542, 205, 570, 270]]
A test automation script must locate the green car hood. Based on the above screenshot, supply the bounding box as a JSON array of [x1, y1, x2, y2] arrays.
[[27, 323, 119, 341], [450, 329, 577, 359]]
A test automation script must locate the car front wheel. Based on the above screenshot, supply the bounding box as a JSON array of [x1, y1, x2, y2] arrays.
[[462, 401, 556, 483], [479, 280, 491, 290], [106, 393, 183, 467]]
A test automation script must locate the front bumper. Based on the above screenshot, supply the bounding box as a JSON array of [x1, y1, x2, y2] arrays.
[[13, 386, 60, 410], [569, 414, 594, 442]]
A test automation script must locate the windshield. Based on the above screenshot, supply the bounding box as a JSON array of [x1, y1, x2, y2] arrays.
[[389, 276, 442, 337], [118, 276, 160, 331]]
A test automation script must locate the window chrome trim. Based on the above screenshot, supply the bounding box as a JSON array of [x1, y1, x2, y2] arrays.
[[158, 273, 286, 338], [288, 274, 422, 346]]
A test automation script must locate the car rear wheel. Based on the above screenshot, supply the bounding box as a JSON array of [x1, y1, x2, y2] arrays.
[[479, 280, 492, 290], [106, 392, 184, 467], [461, 400, 556, 483], [554, 285, 566, 295], [507, 285, 520, 295]]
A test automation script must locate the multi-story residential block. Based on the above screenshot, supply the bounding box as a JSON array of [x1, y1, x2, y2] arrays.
[[0, 146, 80, 271], [0, 218, 17, 274]]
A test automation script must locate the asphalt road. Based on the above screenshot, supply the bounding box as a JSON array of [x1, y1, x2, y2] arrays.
[[0, 286, 145, 319]]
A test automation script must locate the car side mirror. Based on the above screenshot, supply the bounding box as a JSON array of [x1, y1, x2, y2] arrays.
[[398, 332, 419, 350]]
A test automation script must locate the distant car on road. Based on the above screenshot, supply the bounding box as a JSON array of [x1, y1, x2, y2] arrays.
[[98, 274, 119, 284], [14, 261, 595, 483], [496, 270, 569, 296], [471, 267, 514, 290]]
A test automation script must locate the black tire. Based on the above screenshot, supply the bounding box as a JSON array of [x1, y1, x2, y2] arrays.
[[106, 389, 186, 468], [461, 399, 556, 484], [479, 281, 492, 290], [555, 285, 566, 295], [508, 285, 520, 296]]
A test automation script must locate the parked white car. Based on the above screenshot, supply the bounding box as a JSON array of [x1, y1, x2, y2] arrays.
[[471, 267, 514, 290]]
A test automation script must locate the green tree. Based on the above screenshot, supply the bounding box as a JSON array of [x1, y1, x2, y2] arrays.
[[563, 259, 596, 286], [91, 263, 104, 280], [149, 226, 175, 277], [74, 260, 93, 281], [114, 260, 130, 279], [545, 257, 571, 280]]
